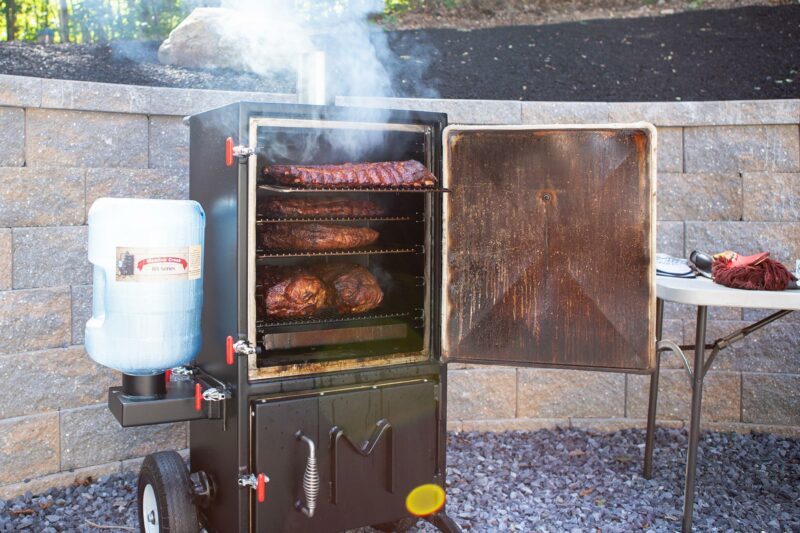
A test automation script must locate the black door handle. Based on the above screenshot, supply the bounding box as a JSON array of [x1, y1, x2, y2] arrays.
[[329, 418, 394, 504]]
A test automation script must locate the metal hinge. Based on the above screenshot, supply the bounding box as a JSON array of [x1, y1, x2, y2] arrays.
[[233, 340, 256, 357], [233, 145, 255, 161]]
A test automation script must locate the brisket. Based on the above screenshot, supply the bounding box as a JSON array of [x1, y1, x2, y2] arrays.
[[261, 197, 386, 218], [261, 267, 328, 319], [313, 263, 384, 314], [262, 223, 379, 251]]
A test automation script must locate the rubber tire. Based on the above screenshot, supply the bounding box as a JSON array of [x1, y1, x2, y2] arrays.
[[373, 517, 419, 532], [137, 451, 199, 533]]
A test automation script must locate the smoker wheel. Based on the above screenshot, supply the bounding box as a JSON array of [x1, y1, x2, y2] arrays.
[[137, 451, 199, 533], [372, 517, 419, 532]]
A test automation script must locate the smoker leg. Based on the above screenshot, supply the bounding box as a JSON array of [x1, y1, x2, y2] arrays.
[[682, 306, 708, 533], [425, 511, 462, 533], [643, 298, 665, 479]]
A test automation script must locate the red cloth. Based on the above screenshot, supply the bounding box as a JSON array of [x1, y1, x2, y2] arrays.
[[712, 251, 796, 291]]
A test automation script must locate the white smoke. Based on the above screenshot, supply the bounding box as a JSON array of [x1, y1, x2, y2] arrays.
[[218, 0, 394, 98], [159, 1, 438, 162]]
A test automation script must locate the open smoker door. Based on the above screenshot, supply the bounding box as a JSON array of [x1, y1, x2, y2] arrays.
[[441, 124, 656, 372]]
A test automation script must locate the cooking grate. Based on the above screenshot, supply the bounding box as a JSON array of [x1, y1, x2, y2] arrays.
[[257, 309, 413, 330], [256, 245, 422, 259], [256, 215, 420, 224], [259, 183, 449, 194]]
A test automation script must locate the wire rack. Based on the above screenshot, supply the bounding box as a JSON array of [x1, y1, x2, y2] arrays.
[[257, 309, 412, 330], [258, 183, 449, 194], [256, 245, 422, 259], [256, 215, 420, 224]]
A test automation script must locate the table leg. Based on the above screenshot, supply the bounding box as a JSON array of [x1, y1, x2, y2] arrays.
[[643, 298, 664, 479], [682, 305, 708, 533]]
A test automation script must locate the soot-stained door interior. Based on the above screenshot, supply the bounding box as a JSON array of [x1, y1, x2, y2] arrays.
[[442, 126, 655, 372]]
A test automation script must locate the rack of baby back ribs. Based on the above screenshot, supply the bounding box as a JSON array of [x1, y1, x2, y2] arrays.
[[255, 159, 447, 356]]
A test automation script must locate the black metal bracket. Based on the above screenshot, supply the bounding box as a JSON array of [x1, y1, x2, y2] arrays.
[[329, 419, 394, 504], [108, 369, 230, 427]]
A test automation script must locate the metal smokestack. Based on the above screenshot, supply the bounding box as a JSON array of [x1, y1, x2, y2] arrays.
[[297, 50, 331, 105]]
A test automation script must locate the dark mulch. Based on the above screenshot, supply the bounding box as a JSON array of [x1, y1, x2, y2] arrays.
[[0, 40, 296, 94], [393, 4, 800, 101], [0, 5, 797, 101]]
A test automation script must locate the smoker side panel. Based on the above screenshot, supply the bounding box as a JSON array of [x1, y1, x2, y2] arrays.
[[442, 125, 656, 372], [188, 103, 245, 532], [252, 379, 439, 532]]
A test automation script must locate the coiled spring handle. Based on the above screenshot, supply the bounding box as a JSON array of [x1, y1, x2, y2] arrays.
[[295, 431, 319, 518]]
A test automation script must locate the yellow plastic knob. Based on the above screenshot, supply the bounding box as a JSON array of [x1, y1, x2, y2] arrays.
[[405, 483, 446, 517]]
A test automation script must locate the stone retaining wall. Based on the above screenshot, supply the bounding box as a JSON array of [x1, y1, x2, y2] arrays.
[[0, 74, 798, 497]]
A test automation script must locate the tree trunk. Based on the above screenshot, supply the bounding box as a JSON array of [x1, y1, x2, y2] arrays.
[[5, 0, 16, 41], [59, 0, 70, 43]]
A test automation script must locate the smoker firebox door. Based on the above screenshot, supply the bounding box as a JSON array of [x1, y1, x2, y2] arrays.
[[441, 124, 656, 372], [252, 379, 439, 532]]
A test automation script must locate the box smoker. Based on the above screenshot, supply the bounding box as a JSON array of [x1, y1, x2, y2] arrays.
[[102, 101, 656, 533]]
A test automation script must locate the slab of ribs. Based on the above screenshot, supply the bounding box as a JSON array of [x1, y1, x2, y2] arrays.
[[262, 223, 379, 251], [262, 264, 383, 318], [263, 160, 436, 188], [261, 198, 385, 218]]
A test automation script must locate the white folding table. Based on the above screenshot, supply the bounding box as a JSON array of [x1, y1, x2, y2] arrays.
[[644, 276, 800, 532]]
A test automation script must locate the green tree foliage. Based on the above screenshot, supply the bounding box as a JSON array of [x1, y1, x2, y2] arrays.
[[0, 0, 409, 42], [385, 0, 460, 14], [0, 0, 207, 42]]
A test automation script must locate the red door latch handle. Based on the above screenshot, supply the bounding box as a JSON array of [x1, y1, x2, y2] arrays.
[[257, 473, 266, 502], [194, 383, 202, 412], [225, 137, 234, 167], [226, 335, 234, 365]]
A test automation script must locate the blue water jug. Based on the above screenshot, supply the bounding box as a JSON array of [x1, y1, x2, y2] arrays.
[[85, 198, 205, 375]]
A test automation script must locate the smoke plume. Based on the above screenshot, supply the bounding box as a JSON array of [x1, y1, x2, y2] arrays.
[[220, 0, 397, 99]]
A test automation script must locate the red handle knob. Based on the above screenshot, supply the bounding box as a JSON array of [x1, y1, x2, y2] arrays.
[[195, 383, 202, 412], [257, 473, 266, 503], [226, 336, 234, 365], [225, 137, 234, 167], [165, 369, 171, 384]]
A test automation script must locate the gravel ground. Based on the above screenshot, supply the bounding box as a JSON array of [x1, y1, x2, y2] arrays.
[[0, 5, 797, 101], [1, 427, 798, 532]]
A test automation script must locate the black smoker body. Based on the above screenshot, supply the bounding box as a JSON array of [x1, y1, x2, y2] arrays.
[[109, 101, 656, 533]]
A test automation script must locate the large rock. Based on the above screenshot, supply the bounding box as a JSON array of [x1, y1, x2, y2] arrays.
[[158, 7, 312, 73]]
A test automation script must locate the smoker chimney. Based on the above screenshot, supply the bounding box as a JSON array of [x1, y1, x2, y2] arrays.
[[297, 51, 331, 105]]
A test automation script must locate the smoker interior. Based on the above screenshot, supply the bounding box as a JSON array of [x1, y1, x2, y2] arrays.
[[254, 124, 436, 368]]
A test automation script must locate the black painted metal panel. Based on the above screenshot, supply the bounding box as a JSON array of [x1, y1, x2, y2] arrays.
[[187, 103, 244, 532], [252, 380, 439, 532]]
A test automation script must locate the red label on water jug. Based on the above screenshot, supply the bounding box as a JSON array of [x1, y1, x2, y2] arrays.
[[115, 245, 201, 282]]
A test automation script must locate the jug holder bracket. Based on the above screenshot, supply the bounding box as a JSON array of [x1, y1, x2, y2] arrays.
[[108, 366, 229, 427]]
